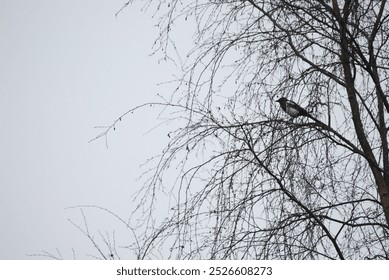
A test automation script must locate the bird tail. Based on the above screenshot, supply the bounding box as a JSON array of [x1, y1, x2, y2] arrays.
[[307, 114, 323, 125]]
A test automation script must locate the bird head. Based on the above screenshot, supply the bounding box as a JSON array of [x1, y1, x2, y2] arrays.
[[276, 97, 286, 103]]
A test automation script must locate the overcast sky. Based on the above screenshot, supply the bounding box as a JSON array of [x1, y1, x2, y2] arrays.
[[0, 0, 177, 259]]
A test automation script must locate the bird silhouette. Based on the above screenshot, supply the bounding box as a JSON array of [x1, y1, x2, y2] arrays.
[[276, 97, 322, 124], [276, 97, 310, 118]]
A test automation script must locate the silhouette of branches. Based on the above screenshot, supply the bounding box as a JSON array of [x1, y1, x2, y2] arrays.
[[86, 0, 389, 259]]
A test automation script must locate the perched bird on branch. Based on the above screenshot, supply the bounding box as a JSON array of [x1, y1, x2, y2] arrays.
[[276, 97, 322, 124], [276, 97, 310, 118]]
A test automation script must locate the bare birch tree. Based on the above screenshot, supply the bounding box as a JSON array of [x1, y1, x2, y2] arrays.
[[91, 0, 389, 259]]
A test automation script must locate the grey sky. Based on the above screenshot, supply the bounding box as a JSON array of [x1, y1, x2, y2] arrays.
[[0, 0, 173, 259]]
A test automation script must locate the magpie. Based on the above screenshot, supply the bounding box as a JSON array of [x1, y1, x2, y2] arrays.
[[276, 97, 310, 118]]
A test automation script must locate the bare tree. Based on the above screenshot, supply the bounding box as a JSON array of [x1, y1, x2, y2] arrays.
[[91, 0, 389, 259]]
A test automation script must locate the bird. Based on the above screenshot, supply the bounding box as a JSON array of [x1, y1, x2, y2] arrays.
[[276, 97, 310, 118]]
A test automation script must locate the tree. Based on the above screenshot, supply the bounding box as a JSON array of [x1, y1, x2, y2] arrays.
[[93, 0, 389, 259]]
